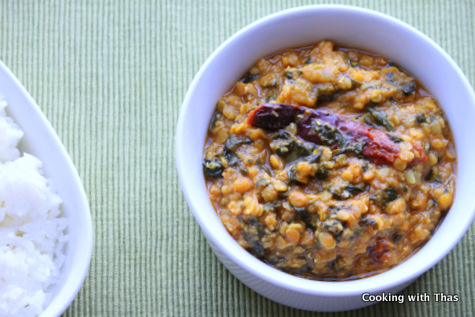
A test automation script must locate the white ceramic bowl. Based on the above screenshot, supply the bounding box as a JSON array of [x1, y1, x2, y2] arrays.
[[0, 61, 93, 317], [176, 5, 475, 312]]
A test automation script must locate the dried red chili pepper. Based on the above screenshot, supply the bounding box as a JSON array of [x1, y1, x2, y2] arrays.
[[247, 103, 426, 166]]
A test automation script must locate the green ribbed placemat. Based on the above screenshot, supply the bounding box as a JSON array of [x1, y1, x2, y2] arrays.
[[1, 1, 473, 316]]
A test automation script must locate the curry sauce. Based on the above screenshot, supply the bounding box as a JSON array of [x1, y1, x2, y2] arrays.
[[203, 41, 456, 280]]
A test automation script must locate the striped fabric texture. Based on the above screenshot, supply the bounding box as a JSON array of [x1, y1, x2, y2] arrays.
[[0, 1, 473, 316]]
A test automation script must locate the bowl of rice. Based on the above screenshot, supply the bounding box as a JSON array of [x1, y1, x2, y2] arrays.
[[0, 61, 93, 317], [176, 5, 475, 312]]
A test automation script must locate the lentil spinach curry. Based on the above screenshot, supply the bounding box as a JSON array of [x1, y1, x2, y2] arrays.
[[203, 41, 456, 280]]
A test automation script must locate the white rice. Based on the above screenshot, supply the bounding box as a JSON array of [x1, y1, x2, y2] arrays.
[[0, 98, 67, 317]]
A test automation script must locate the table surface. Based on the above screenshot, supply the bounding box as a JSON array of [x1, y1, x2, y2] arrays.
[[1, 1, 474, 316]]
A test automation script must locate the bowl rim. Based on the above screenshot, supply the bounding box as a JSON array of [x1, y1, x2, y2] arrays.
[[0, 60, 94, 317], [176, 4, 475, 296]]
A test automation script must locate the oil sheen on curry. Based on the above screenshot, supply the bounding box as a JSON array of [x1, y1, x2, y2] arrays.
[[203, 41, 456, 280]]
